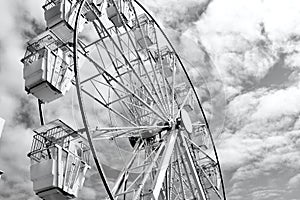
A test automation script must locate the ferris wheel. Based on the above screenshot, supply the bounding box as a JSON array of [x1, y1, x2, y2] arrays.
[[21, 0, 226, 200]]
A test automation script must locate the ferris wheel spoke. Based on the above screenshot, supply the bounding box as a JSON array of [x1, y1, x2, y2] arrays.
[[144, 55, 171, 117], [126, 4, 171, 116], [152, 49, 173, 117], [93, 79, 138, 124], [175, 141, 197, 199], [91, 9, 170, 118], [131, 144, 165, 200], [93, 25, 128, 76], [178, 133, 207, 200], [90, 78, 127, 95], [93, 76, 149, 125], [93, 13, 170, 120], [112, 27, 137, 59], [174, 144, 187, 199], [116, 142, 165, 199], [82, 52, 168, 121], [171, 57, 177, 118], [91, 52, 168, 122], [184, 135, 216, 162], [91, 125, 168, 140], [150, 20, 172, 112], [82, 77, 137, 124], [183, 135, 223, 198], [199, 165, 223, 199], [111, 139, 143, 196], [152, 130, 178, 199], [122, 99, 157, 116], [179, 148, 197, 198], [139, 60, 170, 116], [80, 72, 103, 84], [102, 79, 140, 125], [161, 66, 172, 116], [90, 80, 108, 104], [166, 163, 172, 200], [81, 87, 137, 126]]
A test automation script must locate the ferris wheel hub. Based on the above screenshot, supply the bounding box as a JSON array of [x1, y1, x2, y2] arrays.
[[179, 109, 193, 134]]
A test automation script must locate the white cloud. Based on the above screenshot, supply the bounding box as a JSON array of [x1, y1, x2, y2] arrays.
[[1, 0, 300, 200], [0, 1, 45, 200], [251, 84, 300, 120], [288, 173, 300, 189], [262, 0, 300, 41]]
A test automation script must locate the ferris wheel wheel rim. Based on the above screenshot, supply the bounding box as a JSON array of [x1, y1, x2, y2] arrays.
[[70, 0, 227, 199]]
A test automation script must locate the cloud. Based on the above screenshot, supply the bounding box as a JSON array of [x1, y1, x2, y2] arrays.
[[0, 125, 36, 200], [1, 0, 300, 200], [142, 0, 212, 31], [0, 1, 45, 200], [142, 1, 300, 199], [251, 188, 285, 200], [219, 83, 300, 198], [288, 173, 300, 189]]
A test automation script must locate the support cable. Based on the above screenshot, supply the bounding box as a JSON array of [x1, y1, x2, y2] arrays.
[[38, 99, 44, 126]]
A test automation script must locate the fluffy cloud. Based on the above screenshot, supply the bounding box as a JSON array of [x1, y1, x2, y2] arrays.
[[219, 83, 300, 199], [288, 173, 300, 189], [0, 1, 44, 200], [1, 0, 300, 200]]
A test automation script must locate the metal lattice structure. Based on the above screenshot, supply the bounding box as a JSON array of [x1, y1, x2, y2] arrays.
[[22, 0, 226, 200]]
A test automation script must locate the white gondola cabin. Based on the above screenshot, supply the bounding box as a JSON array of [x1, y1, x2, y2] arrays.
[[133, 13, 156, 50], [154, 46, 176, 78], [193, 123, 209, 149], [28, 120, 90, 200], [174, 82, 195, 112], [21, 31, 74, 103], [43, 0, 85, 43], [106, 0, 132, 27]]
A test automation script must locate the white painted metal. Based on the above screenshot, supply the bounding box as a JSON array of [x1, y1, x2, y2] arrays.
[[21, 32, 74, 103], [22, 1, 226, 200], [179, 133, 207, 200], [133, 14, 156, 50], [152, 131, 178, 199], [28, 120, 90, 200], [44, 0, 85, 43]]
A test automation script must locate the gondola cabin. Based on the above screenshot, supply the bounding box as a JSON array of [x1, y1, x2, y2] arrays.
[[43, 0, 85, 43], [28, 120, 90, 200], [106, 0, 132, 27], [174, 82, 195, 112], [193, 123, 209, 149], [21, 31, 74, 103], [133, 13, 156, 50], [154, 46, 176, 78]]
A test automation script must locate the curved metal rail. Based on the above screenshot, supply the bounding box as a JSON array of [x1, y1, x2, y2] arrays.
[[73, 0, 115, 199]]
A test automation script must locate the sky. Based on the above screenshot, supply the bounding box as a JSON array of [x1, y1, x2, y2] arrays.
[[0, 0, 300, 200]]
